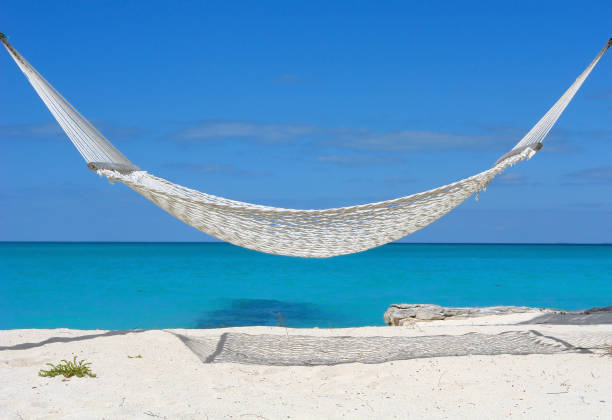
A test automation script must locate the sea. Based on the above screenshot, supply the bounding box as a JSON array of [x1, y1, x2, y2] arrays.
[[1, 242, 611, 330]]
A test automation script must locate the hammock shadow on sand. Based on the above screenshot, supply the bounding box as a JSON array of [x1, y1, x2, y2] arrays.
[[0, 330, 147, 351], [173, 330, 588, 366]]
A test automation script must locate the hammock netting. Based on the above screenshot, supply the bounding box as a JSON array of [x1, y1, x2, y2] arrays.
[[2, 34, 610, 257]]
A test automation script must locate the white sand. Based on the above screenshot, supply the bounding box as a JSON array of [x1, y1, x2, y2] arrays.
[[1, 314, 611, 419]]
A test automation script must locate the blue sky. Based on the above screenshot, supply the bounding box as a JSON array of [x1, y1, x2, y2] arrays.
[[1, 1, 611, 243]]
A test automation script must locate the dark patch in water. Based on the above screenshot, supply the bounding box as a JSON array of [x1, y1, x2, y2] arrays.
[[197, 299, 332, 328]]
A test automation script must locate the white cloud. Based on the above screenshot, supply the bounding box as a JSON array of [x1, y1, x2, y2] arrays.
[[328, 129, 493, 151], [174, 120, 507, 152], [175, 121, 324, 143], [162, 162, 269, 177], [566, 165, 612, 184], [316, 154, 401, 167], [495, 173, 526, 186], [0, 121, 147, 141], [0, 122, 63, 139], [270, 74, 303, 84]]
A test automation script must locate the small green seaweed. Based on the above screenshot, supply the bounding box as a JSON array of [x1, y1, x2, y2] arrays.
[[38, 356, 96, 378], [127, 354, 143, 359]]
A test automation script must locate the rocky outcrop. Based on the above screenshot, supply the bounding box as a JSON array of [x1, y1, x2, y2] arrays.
[[384, 304, 552, 326], [384, 304, 612, 326]]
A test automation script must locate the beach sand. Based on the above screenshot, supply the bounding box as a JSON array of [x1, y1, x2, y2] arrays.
[[1, 313, 611, 419]]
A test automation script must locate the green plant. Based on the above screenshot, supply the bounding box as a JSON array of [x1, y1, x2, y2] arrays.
[[127, 354, 142, 359], [38, 356, 96, 378]]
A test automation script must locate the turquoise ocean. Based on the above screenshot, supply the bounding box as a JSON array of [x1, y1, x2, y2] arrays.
[[1, 242, 611, 330]]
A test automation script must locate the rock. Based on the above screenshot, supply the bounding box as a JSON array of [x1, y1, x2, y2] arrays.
[[384, 304, 445, 325], [384, 304, 558, 326], [414, 309, 445, 321]]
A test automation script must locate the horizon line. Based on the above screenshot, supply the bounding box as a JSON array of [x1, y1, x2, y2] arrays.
[[1, 241, 611, 246]]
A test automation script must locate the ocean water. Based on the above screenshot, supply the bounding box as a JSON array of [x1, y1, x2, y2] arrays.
[[1, 242, 611, 330]]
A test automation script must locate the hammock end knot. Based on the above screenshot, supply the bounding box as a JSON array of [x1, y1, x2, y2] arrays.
[[87, 161, 140, 173]]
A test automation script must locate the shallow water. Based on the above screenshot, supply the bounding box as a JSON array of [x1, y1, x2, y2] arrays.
[[1, 242, 610, 329]]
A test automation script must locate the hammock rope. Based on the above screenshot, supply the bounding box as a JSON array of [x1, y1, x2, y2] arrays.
[[2, 33, 610, 257]]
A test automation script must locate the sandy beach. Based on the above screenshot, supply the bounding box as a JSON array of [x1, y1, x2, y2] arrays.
[[1, 312, 611, 419]]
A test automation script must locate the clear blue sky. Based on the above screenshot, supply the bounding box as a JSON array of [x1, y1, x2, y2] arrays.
[[1, 1, 611, 243]]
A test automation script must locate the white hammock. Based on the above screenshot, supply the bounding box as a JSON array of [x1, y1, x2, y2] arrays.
[[2, 34, 610, 258]]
